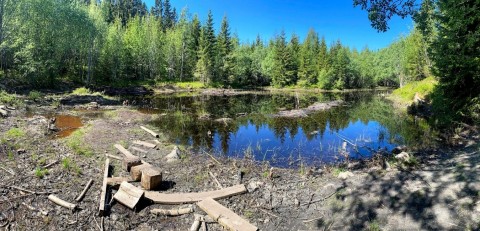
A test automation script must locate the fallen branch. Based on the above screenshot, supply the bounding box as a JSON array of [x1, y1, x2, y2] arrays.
[[44, 160, 59, 169], [140, 126, 159, 138], [48, 194, 77, 210], [208, 171, 223, 189], [0, 184, 53, 195], [75, 179, 94, 202], [0, 166, 15, 175], [190, 214, 202, 231], [150, 207, 193, 216], [204, 151, 221, 165], [302, 216, 324, 223]]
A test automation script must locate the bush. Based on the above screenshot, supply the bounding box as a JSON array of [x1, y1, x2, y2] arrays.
[[28, 90, 43, 101], [72, 87, 92, 95]]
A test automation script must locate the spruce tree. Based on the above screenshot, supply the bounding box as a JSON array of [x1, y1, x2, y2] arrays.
[[216, 15, 233, 86]]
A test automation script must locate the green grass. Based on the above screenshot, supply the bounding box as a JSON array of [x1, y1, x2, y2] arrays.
[[332, 166, 346, 176], [28, 90, 43, 101], [4, 128, 26, 139], [173, 81, 205, 89], [34, 167, 49, 178], [66, 128, 93, 157], [62, 157, 82, 174], [0, 90, 21, 106], [392, 77, 437, 103], [71, 87, 105, 96]]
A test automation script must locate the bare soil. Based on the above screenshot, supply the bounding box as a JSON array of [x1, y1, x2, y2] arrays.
[[1, 99, 479, 231]]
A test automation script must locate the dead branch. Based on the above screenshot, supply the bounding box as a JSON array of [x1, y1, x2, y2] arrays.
[[75, 179, 94, 202], [150, 207, 193, 216], [48, 194, 77, 210], [208, 171, 223, 189]]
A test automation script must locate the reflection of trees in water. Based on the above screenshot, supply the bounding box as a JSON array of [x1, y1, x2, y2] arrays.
[[149, 92, 434, 155]]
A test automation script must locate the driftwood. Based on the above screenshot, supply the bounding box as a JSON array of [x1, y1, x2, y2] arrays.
[[133, 140, 156, 149], [113, 182, 144, 210], [98, 158, 110, 216], [150, 207, 193, 216], [48, 194, 77, 210], [141, 167, 162, 190], [208, 171, 223, 189], [197, 198, 258, 231], [75, 179, 94, 202], [131, 163, 152, 181], [145, 184, 247, 205], [190, 214, 202, 231], [140, 126, 159, 138]]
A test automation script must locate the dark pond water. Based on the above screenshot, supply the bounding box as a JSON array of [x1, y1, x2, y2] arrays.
[[141, 91, 436, 167]]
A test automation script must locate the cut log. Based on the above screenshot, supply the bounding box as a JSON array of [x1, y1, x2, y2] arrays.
[[123, 156, 142, 172], [133, 140, 156, 149], [113, 182, 144, 210], [140, 126, 159, 138], [98, 158, 111, 216], [197, 198, 258, 231], [75, 179, 94, 202], [130, 163, 152, 181], [145, 184, 247, 205], [114, 144, 136, 158], [150, 207, 193, 216], [48, 194, 77, 210], [131, 146, 148, 154], [141, 167, 162, 190]]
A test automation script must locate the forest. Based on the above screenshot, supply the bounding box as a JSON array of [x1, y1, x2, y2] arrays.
[[0, 0, 478, 125]]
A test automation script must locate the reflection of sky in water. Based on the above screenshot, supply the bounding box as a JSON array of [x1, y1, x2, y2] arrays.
[[211, 119, 398, 167]]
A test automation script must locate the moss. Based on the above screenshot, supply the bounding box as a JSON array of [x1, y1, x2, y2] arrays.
[[4, 128, 26, 140]]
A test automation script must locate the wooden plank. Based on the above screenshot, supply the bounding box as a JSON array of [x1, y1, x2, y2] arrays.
[[131, 163, 152, 181], [145, 184, 247, 205], [113, 182, 144, 210], [133, 140, 157, 149], [98, 158, 110, 216], [131, 146, 148, 154], [114, 144, 136, 158], [140, 126, 159, 138], [106, 177, 136, 189], [141, 167, 162, 190], [197, 198, 258, 231], [123, 156, 141, 171]]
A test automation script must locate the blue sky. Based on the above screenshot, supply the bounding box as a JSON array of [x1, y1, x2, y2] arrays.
[[144, 0, 414, 50]]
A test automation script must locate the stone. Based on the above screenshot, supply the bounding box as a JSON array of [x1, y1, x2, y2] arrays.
[[338, 171, 354, 180], [247, 181, 264, 193], [395, 152, 410, 161], [165, 146, 180, 163], [392, 145, 407, 154]]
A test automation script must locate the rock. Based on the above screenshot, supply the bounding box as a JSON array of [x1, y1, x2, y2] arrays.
[[392, 145, 407, 154], [395, 152, 410, 161], [337, 171, 354, 180], [165, 146, 180, 163], [247, 181, 264, 192], [16, 149, 26, 154]]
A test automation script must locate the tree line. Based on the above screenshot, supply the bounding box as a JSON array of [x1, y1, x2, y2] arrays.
[[0, 0, 430, 90]]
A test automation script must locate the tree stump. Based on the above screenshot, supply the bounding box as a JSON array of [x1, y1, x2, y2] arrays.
[[141, 167, 162, 190]]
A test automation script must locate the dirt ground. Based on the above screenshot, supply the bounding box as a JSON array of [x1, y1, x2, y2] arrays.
[[1, 99, 479, 231]]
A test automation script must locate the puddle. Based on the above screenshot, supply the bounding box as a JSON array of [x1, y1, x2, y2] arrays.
[[54, 115, 83, 138]]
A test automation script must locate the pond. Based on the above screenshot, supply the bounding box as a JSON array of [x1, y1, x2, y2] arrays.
[[140, 91, 436, 167]]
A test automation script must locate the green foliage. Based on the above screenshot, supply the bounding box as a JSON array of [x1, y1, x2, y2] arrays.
[[4, 128, 26, 139], [392, 76, 436, 103], [34, 167, 49, 178], [28, 90, 42, 101], [0, 90, 20, 106]]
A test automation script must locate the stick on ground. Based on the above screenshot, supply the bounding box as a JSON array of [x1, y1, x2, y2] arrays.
[[150, 207, 193, 216], [75, 179, 94, 202], [48, 194, 77, 210], [208, 171, 223, 189], [98, 158, 110, 216]]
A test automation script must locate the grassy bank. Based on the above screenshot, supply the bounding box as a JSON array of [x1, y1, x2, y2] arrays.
[[390, 77, 437, 105]]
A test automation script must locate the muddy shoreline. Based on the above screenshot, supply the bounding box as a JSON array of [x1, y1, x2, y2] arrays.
[[1, 95, 479, 230]]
